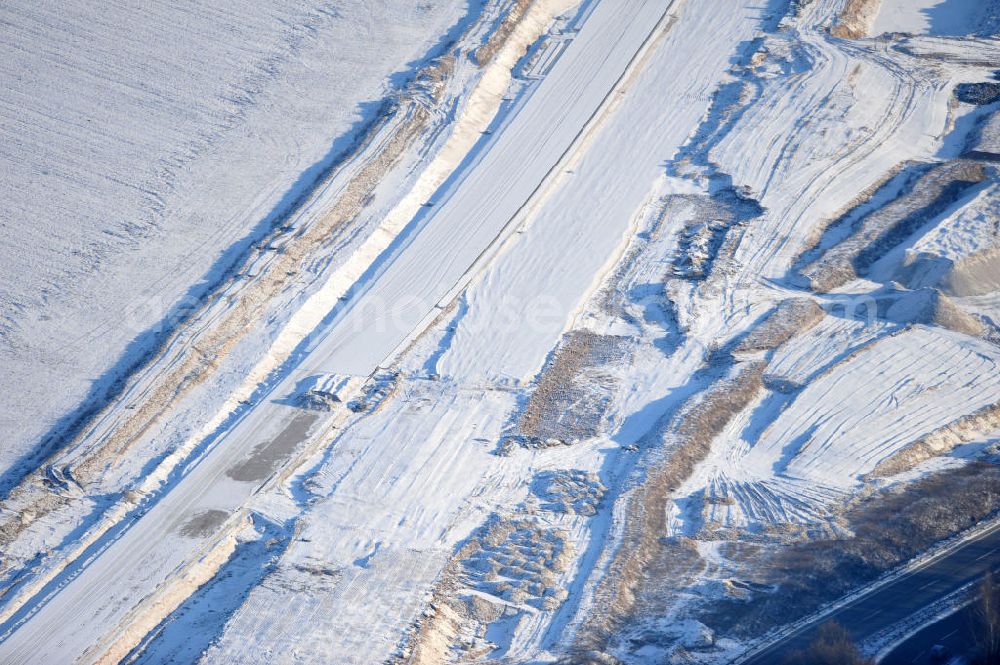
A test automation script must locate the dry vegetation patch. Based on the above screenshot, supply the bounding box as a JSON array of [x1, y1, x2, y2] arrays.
[[473, 0, 533, 66], [802, 160, 989, 292], [734, 298, 824, 354], [574, 361, 766, 657], [502, 331, 630, 452], [830, 0, 883, 39], [699, 461, 1000, 638]]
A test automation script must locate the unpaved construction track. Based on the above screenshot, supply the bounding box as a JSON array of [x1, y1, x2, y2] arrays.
[[0, 2, 671, 662]]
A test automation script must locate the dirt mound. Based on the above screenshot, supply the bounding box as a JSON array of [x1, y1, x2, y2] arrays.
[[802, 160, 989, 292], [871, 401, 1000, 477], [882, 287, 985, 336], [735, 298, 824, 354], [830, 0, 882, 39], [942, 247, 1000, 296]]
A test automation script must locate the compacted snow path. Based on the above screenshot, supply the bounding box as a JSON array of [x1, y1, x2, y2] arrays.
[[306, 0, 670, 376]]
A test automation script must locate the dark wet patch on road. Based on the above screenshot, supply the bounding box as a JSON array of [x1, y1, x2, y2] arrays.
[[226, 412, 319, 483], [179, 509, 230, 538]]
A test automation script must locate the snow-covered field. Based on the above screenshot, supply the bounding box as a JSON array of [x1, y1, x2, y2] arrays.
[[0, 0, 468, 482], [1, 0, 1000, 663]]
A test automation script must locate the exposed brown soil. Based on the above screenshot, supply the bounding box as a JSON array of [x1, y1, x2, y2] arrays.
[[474, 0, 533, 66], [830, 0, 883, 39]]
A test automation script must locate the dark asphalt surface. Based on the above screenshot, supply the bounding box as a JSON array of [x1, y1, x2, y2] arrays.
[[880, 603, 977, 664], [739, 522, 1000, 664]]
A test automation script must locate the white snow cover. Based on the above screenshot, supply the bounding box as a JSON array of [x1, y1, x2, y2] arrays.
[[0, 0, 467, 474], [438, 0, 770, 383], [872, 0, 987, 37], [765, 316, 892, 389], [747, 326, 1000, 487], [303, 0, 668, 377], [910, 183, 1000, 262], [204, 384, 523, 663], [0, 3, 679, 662], [2, 0, 1000, 662]]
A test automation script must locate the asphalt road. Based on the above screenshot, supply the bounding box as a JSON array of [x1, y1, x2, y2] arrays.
[[739, 522, 1000, 664], [881, 602, 978, 665]]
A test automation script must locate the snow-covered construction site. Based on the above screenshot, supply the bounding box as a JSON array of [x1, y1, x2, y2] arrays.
[[1, 0, 999, 663]]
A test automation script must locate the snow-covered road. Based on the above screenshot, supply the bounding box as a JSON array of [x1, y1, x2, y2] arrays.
[[306, 0, 670, 376], [0, 2, 670, 662], [6, 0, 999, 661]]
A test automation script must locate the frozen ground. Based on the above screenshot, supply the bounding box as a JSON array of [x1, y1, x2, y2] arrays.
[[871, 0, 990, 36], [0, 0, 467, 481], [2, 0, 1000, 663]]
